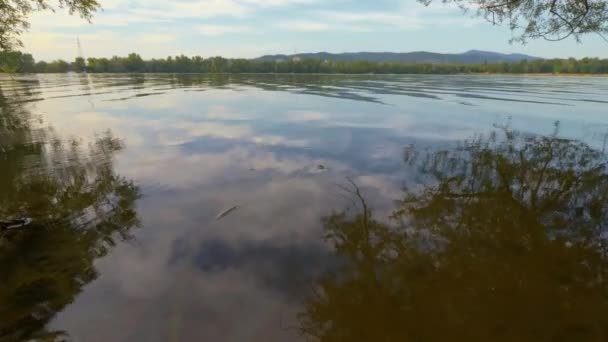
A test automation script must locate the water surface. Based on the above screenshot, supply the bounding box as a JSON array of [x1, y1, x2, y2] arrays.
[[1, 74, 608, 341]]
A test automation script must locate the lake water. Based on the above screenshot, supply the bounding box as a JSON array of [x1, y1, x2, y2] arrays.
[[2, 74, 608, 341]]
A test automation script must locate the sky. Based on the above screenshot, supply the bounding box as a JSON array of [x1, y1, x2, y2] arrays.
[[22, 0, 608, 61]]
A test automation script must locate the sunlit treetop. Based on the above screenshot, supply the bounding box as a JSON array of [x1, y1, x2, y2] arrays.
[[0, 0, 100, 51]]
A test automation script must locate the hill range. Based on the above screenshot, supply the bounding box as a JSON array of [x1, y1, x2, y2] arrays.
[[255, 50, 541, 64]]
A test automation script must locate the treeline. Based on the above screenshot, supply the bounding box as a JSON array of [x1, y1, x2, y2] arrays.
[[2, 51, 608, 74]]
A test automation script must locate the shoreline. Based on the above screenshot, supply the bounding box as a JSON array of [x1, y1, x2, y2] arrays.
[[466, 72, 608, 77], [1, 72, 607, 77]]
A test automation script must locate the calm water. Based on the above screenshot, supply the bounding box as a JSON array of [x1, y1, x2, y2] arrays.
[[2, 74, 608, 341]]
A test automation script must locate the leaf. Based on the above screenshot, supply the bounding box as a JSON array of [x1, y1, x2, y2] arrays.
[[215, 206, 239, 221]]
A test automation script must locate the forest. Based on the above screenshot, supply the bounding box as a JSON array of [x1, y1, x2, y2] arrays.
[[1, 51, 608, 74]]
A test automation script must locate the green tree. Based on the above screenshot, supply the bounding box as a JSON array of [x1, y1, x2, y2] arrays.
[[45, 60, 69, 73], [4, 53, 607, 75], [208, 56, 229, 73], [0, 51, 34, 73], [34, 61, 47, 73], [124, 53, 144, 72], [73, 57, 86, 72]]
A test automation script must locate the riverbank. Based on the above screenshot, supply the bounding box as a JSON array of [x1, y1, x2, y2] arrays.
[[3, 51, 607, 75], [2, 71, 607, 77], [468, 72, 608, 77]]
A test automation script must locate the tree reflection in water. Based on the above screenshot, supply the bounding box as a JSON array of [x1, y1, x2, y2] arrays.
[[300, 124, 608, 342], [0, 84, 140, 341]]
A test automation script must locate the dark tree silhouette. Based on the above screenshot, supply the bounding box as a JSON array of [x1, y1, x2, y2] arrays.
[[420, 0, 608, 42], [6, 53, 608, 74], [0, 81, 140, 342], [300, 124, 608, 341]]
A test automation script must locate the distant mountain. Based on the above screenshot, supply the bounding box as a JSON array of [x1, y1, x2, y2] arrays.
[[254, 50, 541, 64]]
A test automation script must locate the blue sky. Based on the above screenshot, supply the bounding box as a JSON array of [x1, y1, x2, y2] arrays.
[[23, 0, 608, 61]]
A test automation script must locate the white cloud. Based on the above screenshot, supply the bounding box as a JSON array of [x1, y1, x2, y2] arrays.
[[198, 24, 252, 36], [22, 31, 178, 60], [91, 12, 174, 26], [18, 0, 561, 59], [97, 0, 123, 10], [160, 121, 254, 145], [128, 0, 249, 19], [278, 20, 329, 32], [206, 105, 264, 120], [137, 33, 175, 43], [48, 171, 341, 341], [315, 1, 483, 33], [29, 11, 93, 28], [320, 11, 425, 31], [286, 110, 329, 121], [132, 0, 248, 20], [240, 0, 318, 6], [251, 135, 310, 147], [27, 0, 251, 33]]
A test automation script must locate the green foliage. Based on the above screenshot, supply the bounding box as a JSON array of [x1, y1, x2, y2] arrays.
[[3, 53, 608, 74], [421, 0, 608, 43], [73, 57, 86, 73], [124, 53, 144, 72], [300, 126, 608, 341], [0, 0, 101, 51], [0, 51, 34, 73], [42, 59, 69, 73]]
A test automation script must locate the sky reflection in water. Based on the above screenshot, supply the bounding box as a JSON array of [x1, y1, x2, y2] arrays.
[[1, 74, 608, 341]]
